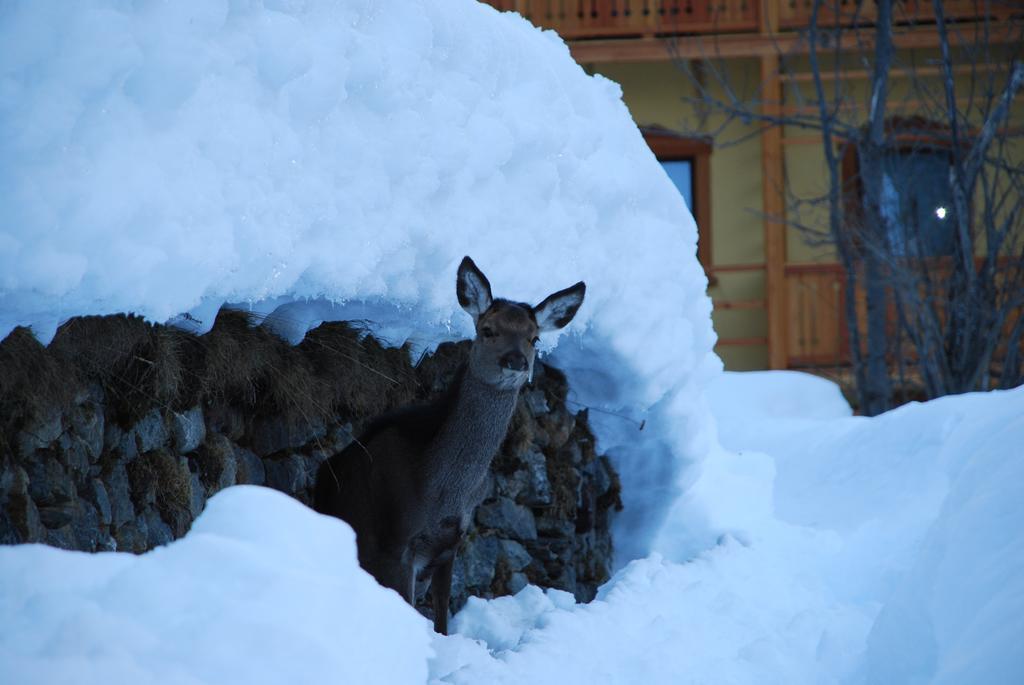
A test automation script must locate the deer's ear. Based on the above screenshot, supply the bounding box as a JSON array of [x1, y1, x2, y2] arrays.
[[533, 281, 586, 332], [457, 256, 493, 322]]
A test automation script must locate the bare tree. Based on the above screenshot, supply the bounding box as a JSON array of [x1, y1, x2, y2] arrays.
[[671, 0, 1024, 414]]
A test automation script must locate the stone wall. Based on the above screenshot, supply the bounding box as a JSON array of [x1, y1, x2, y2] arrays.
[[0, 311, 620, 614]]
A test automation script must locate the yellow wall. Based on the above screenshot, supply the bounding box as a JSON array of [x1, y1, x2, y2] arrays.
[[591, 59, 769, 369], [590, 49, 1022, 371]]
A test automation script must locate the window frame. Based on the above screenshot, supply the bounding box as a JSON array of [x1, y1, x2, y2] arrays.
[[643, 129, 713, 276]]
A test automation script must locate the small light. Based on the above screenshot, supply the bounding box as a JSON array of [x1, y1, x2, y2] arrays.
[[935, 206, 947, 220]]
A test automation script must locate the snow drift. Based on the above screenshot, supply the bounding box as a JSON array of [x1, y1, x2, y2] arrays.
[[0, 486, 431, 684], [4, 380, 1021, 684], [430, 378, 1024, 684], [0, 0, 717, 563]]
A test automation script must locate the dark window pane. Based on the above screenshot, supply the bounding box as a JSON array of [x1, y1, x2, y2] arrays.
[[880, 150, 956, 257]]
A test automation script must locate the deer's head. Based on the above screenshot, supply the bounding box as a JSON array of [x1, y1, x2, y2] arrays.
[[457, 256, 585, 391]]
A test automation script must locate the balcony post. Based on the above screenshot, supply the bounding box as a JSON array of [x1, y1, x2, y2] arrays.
[[761, 3, 788, 369]]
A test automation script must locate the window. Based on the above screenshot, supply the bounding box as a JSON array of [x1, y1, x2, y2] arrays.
[[642, 129, 713, 274], [879, 149, 956, 258], [842, 118, 962, 259]]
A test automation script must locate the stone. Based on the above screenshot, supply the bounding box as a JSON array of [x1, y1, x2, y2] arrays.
[[507, 572, 529, 595], [114, 519, 148, 554], [5, 467, 46, 542], [453, 535, 501, 596], [105, 462, 135, 527], [71, 500, 101, 551], [586, 456, 613, 497], [70, 400, 105, 463], [45, 524, 76, 550], [495, 470, 528, 500], [498, 539, 532, 572], [248, 415, 326, 457], [37, 502, 76, 529], [264, 453, 309, 494], [524, 389, 550, 417], [309, 424, 355, 461], [89, 479, 112, 525], [189, 471, 206, 519], [131, 409, 168, 455], [0, 509, 20, 545], [171, 407, 206, 455], [58, 432, 91, 476], [476, 498, 537, 541], [234, 445, 265, 486], [541, 408, 574, 450], [535, 514, 575, 538], [521, 448, 552, 505], [562, 441, 583, 466], [25, 455, 75, 508], [144, 510, 174, 548], [104, 421, 136, 461], [15, 409, 63, 459]]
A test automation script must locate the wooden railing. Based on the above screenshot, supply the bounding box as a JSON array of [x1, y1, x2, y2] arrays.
[[483, 1, 759, 39], [483, 0, 1015, 39], [785, 263, 848, 366], [778, 0, 1017, 29]]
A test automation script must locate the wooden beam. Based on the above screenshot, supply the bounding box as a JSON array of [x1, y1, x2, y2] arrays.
[[715, 336, 769, 347], [570, 20, 1019, 64], [762, 53, 788, 370], [783, 62, 1005, 83], [761, 0, 780, 35], [712, 298, 767, 310], [707, 262, 766, 273]]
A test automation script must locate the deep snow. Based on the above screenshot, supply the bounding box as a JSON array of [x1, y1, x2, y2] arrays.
[[1, 0, 1021, 683], [0, 487, 432, 684], [0, 0, 718, 564], [3, 377, 1021, 684]]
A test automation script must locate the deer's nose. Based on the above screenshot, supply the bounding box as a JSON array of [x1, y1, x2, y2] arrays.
[[499, 351, 528, 372]]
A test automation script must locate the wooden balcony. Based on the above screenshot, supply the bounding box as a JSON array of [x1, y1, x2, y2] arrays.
[[778, 0, 1018, 29], [482, 1, 1018, 40], [484, 1, 759, 39]]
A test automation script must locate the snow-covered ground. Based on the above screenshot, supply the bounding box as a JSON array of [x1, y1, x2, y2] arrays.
[[431, 374, 1024, 684], [4, 375, 1021, 683], [2, 0, 1021, 682]]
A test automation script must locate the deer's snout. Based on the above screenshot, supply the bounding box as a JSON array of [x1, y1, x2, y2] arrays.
[[499, 351, 528, 372]]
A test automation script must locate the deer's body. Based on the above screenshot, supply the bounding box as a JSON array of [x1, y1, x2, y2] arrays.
[[314, 257, 585, 634]]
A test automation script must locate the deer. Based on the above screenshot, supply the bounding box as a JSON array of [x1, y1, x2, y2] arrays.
[[313, 256, 585, 634]]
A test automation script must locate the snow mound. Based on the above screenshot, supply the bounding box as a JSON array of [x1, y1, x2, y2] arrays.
[[0, 486, 431, 685], [0, 0, 718, 563], [707, 370, 852, 424], [430, 385, 1024, 684]]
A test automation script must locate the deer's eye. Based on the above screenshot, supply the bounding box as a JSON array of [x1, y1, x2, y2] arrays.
[[480, 326, 497, 338]]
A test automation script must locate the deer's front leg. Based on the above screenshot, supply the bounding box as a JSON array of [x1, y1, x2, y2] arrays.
[[431, 554, 455, 635], [374, 548, 416, 605]]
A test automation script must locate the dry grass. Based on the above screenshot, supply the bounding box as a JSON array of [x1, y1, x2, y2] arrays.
[[300, 320, 418, 419], [0, 327, 78, 450], [0, 308, 431, 448], [50, 315, 185, 424]]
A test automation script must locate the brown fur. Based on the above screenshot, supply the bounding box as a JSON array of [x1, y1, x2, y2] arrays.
[[314, 256, 585, 634]]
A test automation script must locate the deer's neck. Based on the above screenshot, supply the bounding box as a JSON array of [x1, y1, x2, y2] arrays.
[[424, 370, 518, 500]]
